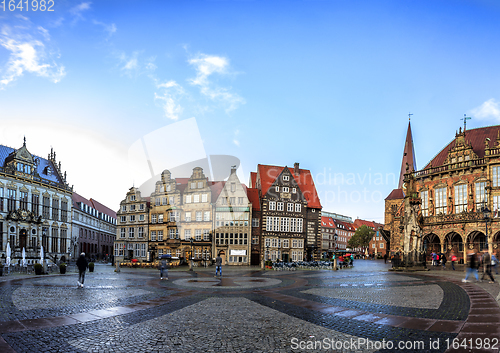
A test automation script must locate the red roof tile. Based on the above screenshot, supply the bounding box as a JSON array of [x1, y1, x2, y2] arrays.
[[209, 181, 226, 203], [256, 164, 322, 209], [425, 125, 500, 168], [250, 172, 257, 188], [246, 188, 261, 211], [385, 188, 404, 200], [90, 198, 117, 218], [321, 216, 336, 228]]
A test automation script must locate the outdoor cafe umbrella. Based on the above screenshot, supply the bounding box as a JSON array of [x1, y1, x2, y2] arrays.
[[22, 247, 26, 267], [160, 254, 172, 259], [6, 242, 11, 267]]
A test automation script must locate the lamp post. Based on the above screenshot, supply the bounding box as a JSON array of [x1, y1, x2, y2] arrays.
[[483, 205, 491, 252], [189, 237, 194, 271]]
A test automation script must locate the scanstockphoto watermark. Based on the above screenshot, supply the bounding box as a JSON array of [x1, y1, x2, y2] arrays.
[[290, 337, 444, 351], [314, 169, 397, 187]]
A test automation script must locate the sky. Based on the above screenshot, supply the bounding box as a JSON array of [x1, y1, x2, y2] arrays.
[[2, 0, 500, 222]]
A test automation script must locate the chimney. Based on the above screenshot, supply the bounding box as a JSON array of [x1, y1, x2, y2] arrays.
[[231, 165, 237, 174], [294, 162, 300, 175]]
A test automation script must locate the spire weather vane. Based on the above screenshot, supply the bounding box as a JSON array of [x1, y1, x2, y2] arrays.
[[408, 113, 413, 121], [461, 114, 471, 131]]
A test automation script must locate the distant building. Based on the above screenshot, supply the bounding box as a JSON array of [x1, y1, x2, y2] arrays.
[[71, 192, 116, 260], [321, 216, 337, 255], [0, 140, 72, 265], [353, 219, 384, 256]]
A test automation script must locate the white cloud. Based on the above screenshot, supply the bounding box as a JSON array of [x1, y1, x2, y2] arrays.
[[233, 129, 240, 146], [233, 139, 240, 146], [92, 20, 116, 38], [469, 99, 500, 121], [154, 80, 184, 120], [188, 53, 245, 112], [70, 2, 91, 16], [0, 25, 66, 88]]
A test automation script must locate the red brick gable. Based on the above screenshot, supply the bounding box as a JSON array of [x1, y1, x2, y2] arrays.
[[246, 188, 261, 211], [256, 164, 322, 209], [425, 125, 500, 168]]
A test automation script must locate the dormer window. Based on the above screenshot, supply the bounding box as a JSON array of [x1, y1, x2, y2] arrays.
[[45, 166, 52, 175], [283, 175, 289, 181]]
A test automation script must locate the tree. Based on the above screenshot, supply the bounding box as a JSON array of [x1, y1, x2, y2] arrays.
[[348, 225, 374, 249]]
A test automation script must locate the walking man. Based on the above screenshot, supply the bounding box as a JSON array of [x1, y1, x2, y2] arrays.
[[463, 251, 479, 282], [481, 250, 495, 283], [215, 253, 222, 277], [76, 252, 88, 288], [451, 253, 457, 271], [159, 258, 168, 280]]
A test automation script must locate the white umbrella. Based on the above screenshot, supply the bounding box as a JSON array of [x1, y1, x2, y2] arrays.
[[22, 247, 26, 267], [40, 245, 44, 264], [6, 242, 11, 267]]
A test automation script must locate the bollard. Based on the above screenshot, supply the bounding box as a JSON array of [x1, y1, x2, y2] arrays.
[[115, 262, 120, 272]]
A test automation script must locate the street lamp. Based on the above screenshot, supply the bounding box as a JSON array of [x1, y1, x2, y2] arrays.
[[483, 205, 491, 252], [189, 237, 194, 271]]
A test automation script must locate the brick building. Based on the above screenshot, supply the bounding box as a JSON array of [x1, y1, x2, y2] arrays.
[[384, 122, 500, 264]]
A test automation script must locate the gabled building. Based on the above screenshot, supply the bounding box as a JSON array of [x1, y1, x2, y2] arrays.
[[353, 219, 384, 256], [0, 140, 72, 265], [321, 216, 337, 256], [213, 167, 251, 265], [115, 187, 149, 262], [252, 163, 322, 261]]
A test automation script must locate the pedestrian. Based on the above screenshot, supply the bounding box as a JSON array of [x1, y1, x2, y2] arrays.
[[463, 251, 479, 282], [215, 253, 222, 277], [383, 253, 388, 264], [492, 253, 499, 275], [441, 253, 447, 270], [451, 253, 457, 271], [480, 250, 495, 283], [431, 252, 437, 266], [159, 258, 168, 280], [76, 252, 88, 288]]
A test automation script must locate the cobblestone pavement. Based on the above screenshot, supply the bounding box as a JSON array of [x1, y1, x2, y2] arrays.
[[0, 260, 499, 353]]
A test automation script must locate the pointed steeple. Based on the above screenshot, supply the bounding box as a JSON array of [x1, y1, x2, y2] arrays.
[[398, 121, 417, 189]]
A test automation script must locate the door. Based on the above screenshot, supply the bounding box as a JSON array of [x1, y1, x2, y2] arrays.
[[20, 229, 27, 250]]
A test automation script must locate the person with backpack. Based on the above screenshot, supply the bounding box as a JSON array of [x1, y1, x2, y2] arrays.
[[451, 253, 457, 271], [441, 253, 447, 269], [463, 251, 479, 282]]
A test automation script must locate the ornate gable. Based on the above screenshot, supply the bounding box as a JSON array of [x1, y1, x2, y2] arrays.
[[443, 128, 478, 165]]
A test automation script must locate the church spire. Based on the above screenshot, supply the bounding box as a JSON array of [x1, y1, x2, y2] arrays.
[[398, 121, 417, 189]]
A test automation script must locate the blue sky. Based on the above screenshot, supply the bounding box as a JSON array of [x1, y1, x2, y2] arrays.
[[2, 0, 500, 222]]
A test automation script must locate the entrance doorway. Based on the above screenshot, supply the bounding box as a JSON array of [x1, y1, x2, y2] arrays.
[[20, 229, 27, 250], [219, 250, 226, 265]]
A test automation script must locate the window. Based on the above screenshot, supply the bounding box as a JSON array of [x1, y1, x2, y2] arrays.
[[420, 190, 429, 217], [158, 230, 163, 241], [203, 229, 210, 241], [151, 214, 157, 223], [194, 194, 200, 203], [162, 197, 167, 205], [252, 218, 259, 227], [280, 217, 290, 232], [435, 187, 447, 215], [130, 195, 136, 201], [130, 215, 136, 222], [158, 214, 163, 223], [269, 201, 276, 210], [380, 243, 384, 248], [230, 197, 235, 205], [283, 175, 289, 181], [238, 197, 244, 205], [454, 184, 467, 213], [287, 203, 293, 212], [282, 187, 289, 193], [130, 204, 136, 211], [155, 198, 160, 206], [122, 205, 126, 212], [277, 202, 284, 211], [139, 215, 145, 221], [275, 186, 279, 192], [297, 218, 303, 232], [198, 182, 203, 188], [283, 239, 289, 248], [185, 195, 192, 203], [204, 211, 210, 221], [252, 236, 259, 244], [138, 227, 144, 238], [292, 188, 296, 194], [196, 211, 202, 221], [476, 182, 487, 209], [292, 239, 298, 248], [185, 229, 191, 240], [128, 227, 135, 238], [185, 212, 191, 222], [120, 228, 126, 238], [52, 199, 59, 221], [191, 182, 196, 189], [295, 204, 301, 212], [140, 204, 144, 210], [195, 229, 202, 241], [169, 196, 174, 205], [120, 216, 126, 223], [231, 183, 236, 192], [493, 196, 500, 216], [493, 166, 500, 187], [202, 194, 208, 203], [20, 191, 28, 210], [31, 194, 39, 215]]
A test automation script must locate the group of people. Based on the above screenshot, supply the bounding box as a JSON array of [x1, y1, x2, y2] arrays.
[[463, 250, 499, 283]]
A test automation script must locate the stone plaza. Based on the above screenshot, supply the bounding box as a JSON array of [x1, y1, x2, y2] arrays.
[[0, 261, 499, 353]]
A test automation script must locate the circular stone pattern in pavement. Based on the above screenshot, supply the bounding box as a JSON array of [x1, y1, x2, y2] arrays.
[[173, 276, 282, 289]]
